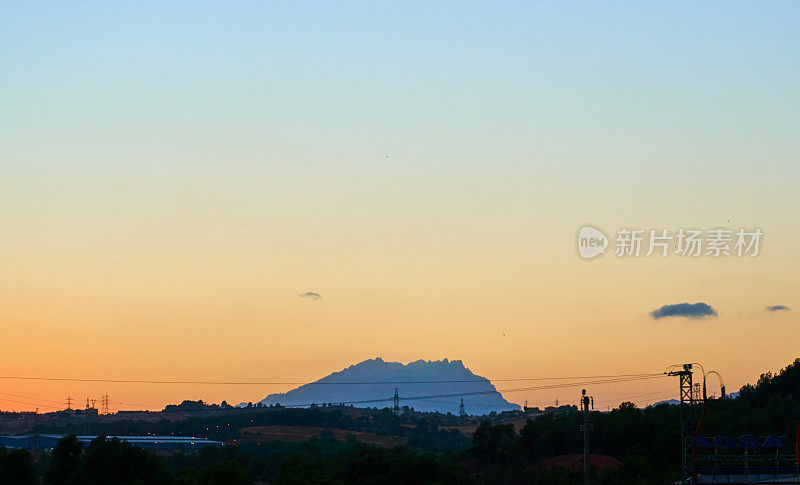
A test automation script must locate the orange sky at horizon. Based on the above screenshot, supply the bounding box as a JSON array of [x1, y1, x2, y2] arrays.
[[2, 2, 799, 415]]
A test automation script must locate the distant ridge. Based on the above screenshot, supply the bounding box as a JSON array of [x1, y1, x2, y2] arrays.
[[254, 358, 520, 414], [651, 392, 738, 407], [650, 399, 680, 406]]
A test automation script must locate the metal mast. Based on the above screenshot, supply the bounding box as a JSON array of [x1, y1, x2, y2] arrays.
[[667, 364, 695, 483], [580, 388, 594, 485]]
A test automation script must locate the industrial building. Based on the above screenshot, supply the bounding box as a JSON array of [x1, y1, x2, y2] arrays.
[[0, 434, 222, 452]]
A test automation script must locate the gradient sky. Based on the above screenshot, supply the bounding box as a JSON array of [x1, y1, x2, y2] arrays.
[[1, 2, 799, 412]]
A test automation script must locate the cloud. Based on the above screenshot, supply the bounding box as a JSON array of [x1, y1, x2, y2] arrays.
[[650, 302, 717, 320], [766, 305, 790, 312], [299, 291, 322, 300]]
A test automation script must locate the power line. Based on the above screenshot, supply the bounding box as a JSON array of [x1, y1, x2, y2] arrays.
[[0, 390, 69, 405], [0, 372, 663, 386], [282, 374, 668, 408], [0, 390, 160, 412], [0, 397, 63, 410], [0, 373, 664, 413], [0, 373, 667, 412], [594, 388, 676, 405]]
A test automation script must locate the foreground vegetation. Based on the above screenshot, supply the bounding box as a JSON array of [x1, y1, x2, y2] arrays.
[[1, 358, 798, 484]]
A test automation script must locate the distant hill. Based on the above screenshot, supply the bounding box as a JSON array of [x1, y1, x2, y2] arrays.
[[254, 358, 520, 414], [651, 392, 739, 407]]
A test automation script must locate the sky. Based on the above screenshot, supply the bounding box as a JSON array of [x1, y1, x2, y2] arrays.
[[1, 2, 799, 413]]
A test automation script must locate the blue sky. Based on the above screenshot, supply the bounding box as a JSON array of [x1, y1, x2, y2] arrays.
[[1, 2, 799, 409]]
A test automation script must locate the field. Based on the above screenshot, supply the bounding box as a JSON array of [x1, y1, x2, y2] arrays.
[[240, 426, 408, 448], [437, 417, 531, 437]]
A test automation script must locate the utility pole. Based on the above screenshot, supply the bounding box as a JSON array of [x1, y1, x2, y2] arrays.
[[393, 388, 400, 416], [666, 364, 696, 484], [580, 389, 594, 485], [34, 409, 39, 452], [65, 396, 72, 410], [459, 398, 467, 417], [101, 394, 110, 415]]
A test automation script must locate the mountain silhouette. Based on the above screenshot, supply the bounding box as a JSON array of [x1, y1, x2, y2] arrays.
[[256, 357, 520, 414]]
